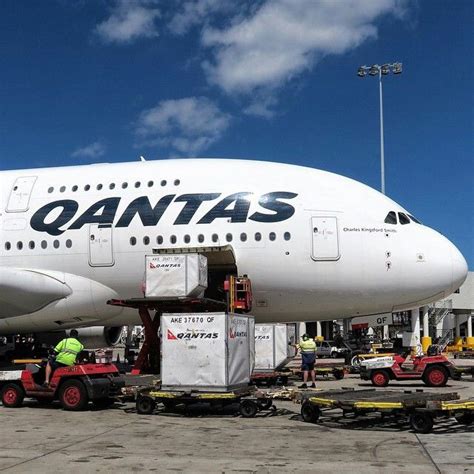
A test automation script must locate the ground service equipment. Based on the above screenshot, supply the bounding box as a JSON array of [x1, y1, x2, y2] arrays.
[[0, 361, 124, 410], [300, 388, 471, 433], [360, 353, 460, 387]]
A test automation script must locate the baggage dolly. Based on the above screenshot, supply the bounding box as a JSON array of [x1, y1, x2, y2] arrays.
[[409, 399, 474, 433], [291, 366, 345, 380], [300, 388, 464, 433], [136, 386, 274, 418]]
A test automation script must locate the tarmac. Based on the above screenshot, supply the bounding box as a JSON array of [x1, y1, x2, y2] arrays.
[[0, 360, 473, 473]]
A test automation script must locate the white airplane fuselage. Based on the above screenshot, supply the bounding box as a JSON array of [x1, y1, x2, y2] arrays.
[[0, 159, 468, 334]]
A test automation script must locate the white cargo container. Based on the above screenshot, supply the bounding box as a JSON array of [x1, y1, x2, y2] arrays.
[[145, 254, 207, 298], [161, 312, 255, 392], [254, 323, 297, 372]]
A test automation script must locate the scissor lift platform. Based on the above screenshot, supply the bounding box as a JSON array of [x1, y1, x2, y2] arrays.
[[300, 388, 472, 433], [136, 386, 274, 417]]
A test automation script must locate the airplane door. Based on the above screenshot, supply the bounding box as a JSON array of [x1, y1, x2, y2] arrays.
[[311, 216, 340, 261], [6, 176, 37, 212], [89, 224, 114, 267]]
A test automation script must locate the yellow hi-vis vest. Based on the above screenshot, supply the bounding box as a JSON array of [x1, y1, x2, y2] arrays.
[[298, 338, 317, 353], [54, 338, 84, 366]]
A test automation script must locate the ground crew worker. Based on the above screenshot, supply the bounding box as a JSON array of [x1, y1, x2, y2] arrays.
[[297, 333, 317, 388], [44, 329, 84, 386]]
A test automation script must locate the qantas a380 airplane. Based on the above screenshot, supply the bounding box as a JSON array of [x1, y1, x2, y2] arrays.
[[0, 158, 468, 346]]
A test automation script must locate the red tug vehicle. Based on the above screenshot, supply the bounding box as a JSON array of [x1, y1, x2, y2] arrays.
[[0, 361, 124, 410], [360, 352, 461, 387]]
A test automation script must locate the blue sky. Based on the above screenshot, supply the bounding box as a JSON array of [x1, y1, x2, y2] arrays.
[[0, 0, 472, 267]]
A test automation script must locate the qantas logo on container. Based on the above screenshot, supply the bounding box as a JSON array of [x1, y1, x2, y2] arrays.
[[167, 329, 218, 340], [30, 191, 298, 236]]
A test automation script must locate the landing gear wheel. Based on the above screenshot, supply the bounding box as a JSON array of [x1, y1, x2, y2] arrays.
[[257, 398, 273, 410], [240, 400, 258, 418], [423, 365, 448, 387], [410, 412, 434, 434], [1, 383, 24, 408], [136, 396, 156, 415], [59, 380, 88, 411], [301, 401, 320, 423], [455, 413, 473, 425], [371, 370, 390, 387]]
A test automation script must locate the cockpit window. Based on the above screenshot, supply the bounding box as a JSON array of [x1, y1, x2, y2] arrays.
[[398, 212, 410, 225], [408, 214, 422, 224], [384, 211, 397, 224]]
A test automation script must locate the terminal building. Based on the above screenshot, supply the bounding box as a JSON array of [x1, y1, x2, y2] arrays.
[[301, 271, 473, 350]]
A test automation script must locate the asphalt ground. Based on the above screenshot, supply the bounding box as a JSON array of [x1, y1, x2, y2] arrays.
[[0, 359, 472, 473]]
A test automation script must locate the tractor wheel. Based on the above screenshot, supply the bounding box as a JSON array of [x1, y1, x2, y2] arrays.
[[240, 400, 258, 418], [351, 355, 362, 368], [423, 365, 448, 387], [59, 379, 88, 411], [136, 395, 156, 415], [1, 383, 24, 408], [410, 412, 434, 434], [371, 370, 390, 387], [333, 369, 345, 380], [301, 401, 320, 423], [455, 412, 473, 425]]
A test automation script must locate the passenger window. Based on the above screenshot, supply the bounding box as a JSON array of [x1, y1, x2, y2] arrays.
[[284, 232, 291, 241], [240, 233, 247, 242], [66, 239, 72, 248], [135, 181, 141, 188], [130, 237, 137, 246], [109, 183, 115, 190], [72, 185, 78, 192], [97, 184, 103, 190], [398, 212, 410, 225], [84, 184, 90, 191], [157, 236, 163, 245], [48, 187, 54, 193], [255, 232, 262, 242], [212, 234, 218, 243], [198, 234, 205, 243], [122, 182, 128, 189], [269, 232, 276, 241], [184, 235, 190, 244], [143, 236, 150, 245], [384, 211, 397, 224], [170, 235, 177, 244], [147, 181, 154, 187], [17, 241, 23, 250], [53, 240, 60, 249], [60, 186, 66, 193], [226, 233, 233, 242], [161, 180, 167, 187], [29, 241, 35, 249], [41, 240, 47, 249], [5, 242, 11, 251], [174, 179, 180, 186]]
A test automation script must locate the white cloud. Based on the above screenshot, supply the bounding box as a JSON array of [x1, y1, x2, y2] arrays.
[[168, 0, 234, 36], [71, 141, 106, 158], [201, 0, 408, 94], [96, 0, 160, 44], [135, 97, 231, 155]]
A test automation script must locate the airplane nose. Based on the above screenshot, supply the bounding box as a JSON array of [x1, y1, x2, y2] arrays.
[[450, 243, 468, 294]]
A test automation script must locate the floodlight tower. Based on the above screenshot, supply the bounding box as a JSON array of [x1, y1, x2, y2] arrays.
[[357, 62, 402, 195]]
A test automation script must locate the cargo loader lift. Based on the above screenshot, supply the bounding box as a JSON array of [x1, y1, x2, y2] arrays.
[[300, 388, 472, 433]]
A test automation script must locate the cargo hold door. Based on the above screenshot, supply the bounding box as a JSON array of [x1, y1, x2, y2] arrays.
[[89, 224, 114, 267], [311, 216, 340, 261]]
